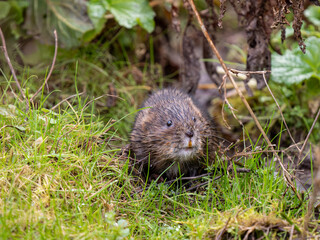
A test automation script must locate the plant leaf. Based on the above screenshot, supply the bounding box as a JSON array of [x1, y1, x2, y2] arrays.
[[0, 2, 11, 20], [304, 5, 320, 26], [9, 1, 29, 24], [24, 0, 95, 48], [105, 0, 155, 33], [271, 37, 320, 85], [85, 0, 108, 42]]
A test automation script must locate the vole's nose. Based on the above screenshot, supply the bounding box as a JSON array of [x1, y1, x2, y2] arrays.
[[185, 130, 194, 138]]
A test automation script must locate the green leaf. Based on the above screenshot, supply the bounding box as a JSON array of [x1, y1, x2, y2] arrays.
[[0, 2, 11, 20], [85, 0, 108, 42], [304, 5, 320, 26], [9, 1, 29, 24], [88, 0, 108, 28], [306, 77, 320, 96], [105, 0, 155, 33], [24, 0, 95, 48], [271, 37, 320, 85]]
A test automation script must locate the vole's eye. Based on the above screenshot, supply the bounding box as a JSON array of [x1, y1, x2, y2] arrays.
[[167, 120, 173, 127], [192, 117, 196, 122]]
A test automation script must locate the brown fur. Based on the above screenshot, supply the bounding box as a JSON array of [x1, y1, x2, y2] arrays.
[[130, 89, 217, 180]]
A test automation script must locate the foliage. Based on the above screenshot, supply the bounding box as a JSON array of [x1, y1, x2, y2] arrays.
[[88, 0, 155, 34], [0, 2, 319, 238], [271, 5, 320, 52], [0, 0, 155, 48], [0, 90, 312, 238], [304, 5, 320, 26], [270, 5, 320, 143], [271, 36, 320, 86], [0, 1, 29, 38], [24, 0, 95, 48]]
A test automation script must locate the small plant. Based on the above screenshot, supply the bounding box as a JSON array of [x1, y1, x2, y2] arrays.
[[270, 5, 320, 143], [271, 37, 320, 142]]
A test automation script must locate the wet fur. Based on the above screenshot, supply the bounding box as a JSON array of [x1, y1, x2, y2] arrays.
[[130, 89, 217, 180]]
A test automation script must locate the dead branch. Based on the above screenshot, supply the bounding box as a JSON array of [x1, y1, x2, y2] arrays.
[[299, 108, 320, 159], [31, 30, 58, 103], [216, 216, 232, 240], [262, 72, 298, 149], [0, 125, 26, 132], [51, 92, 85, 110], [303, 146, 320, 238]]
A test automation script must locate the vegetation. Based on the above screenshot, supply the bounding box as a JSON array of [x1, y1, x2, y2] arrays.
[[0, 0, 319, 239], [0, 94, 313, 238]]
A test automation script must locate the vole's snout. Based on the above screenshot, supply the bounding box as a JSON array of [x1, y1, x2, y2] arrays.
[[185, 130, 194, 138]]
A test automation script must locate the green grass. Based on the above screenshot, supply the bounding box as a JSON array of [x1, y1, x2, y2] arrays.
[[0, 61, 317, 239], [0, 93, 314, 239]]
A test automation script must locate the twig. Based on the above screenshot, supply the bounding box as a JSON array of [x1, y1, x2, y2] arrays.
[[220, 75, 232, 129], [262, 72, 298, 149], [187, 0, 300, 200], [187, 0, 271, 149], [232, 149, 282, 158], [184, 174, 225, 192], [80, 94, 124, 116], [303, 146, 320, 238], [0, 28, 28, 107], [229, 69, 271, 75], [216, 216, 232, 240], [289, 224, 294, 240], [184, 180, 211, 192], [134, 172, 216, 194], [165, 172, 215, 185], [0, 125, 26, 132], [299, 108, 320, 159], [51, 92, 85, 110], [31, 30, 58, 102]]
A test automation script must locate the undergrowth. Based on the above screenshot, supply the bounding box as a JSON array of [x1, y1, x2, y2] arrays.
[[0, 88, 317, 239], [0, 57, 318, 238]]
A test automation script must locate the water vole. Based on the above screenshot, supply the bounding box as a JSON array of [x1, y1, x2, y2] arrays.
[[130, 88, 217, 180]]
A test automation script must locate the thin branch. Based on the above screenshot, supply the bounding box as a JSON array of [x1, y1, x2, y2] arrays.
[[165, 172, 215, 184], [31, 30, 58, 102], [303, 146, 320, 238], [187, 0, 300, 200], [216, 216, 232, 240], [187, 0, 272, 148], [51, 92, 85, 110], [262, 72, 298, 149], [185, 175, 223, 192], [0, 125, 26, 132], [220, 75, 232, 129], [80, 94, 122, 117], [0, 28, 28, 107], [299, 107, 320, 159], [229, 69, 271, 75]]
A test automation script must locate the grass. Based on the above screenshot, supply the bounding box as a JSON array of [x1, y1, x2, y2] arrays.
[[0, 91, 315, 239], [0, 54, 318, 239]]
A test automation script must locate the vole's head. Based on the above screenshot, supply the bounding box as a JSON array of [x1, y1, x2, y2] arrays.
[[134, 95, 210, 162]]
